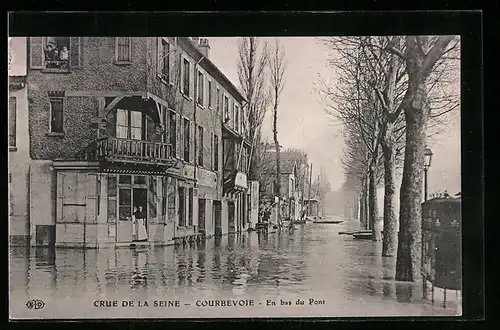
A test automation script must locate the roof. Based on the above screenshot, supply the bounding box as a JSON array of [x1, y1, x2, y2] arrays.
[[263, 150, 305, 175], [179, 37, 247, 104]]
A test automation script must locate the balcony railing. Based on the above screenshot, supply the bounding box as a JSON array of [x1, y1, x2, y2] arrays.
[[78, 137, 173, 165]]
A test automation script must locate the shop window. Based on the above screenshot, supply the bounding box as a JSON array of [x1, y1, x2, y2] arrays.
[[134, 175, 146, 184], [119, 188, 132, 221], [149, 176, 157, 219], [119, 175, 132, 184]]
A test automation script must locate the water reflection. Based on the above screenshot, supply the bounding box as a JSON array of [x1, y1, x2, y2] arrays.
[[9, 217, 460, 316]]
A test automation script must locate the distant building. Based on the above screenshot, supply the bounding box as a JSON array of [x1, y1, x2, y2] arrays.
[[260, 150, 308, 221]]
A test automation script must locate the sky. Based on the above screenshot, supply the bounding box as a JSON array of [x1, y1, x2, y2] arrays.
[[207, 37, 461, 194]]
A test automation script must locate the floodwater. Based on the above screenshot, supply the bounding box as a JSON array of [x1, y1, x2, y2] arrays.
[[9, 216, 461, 319]]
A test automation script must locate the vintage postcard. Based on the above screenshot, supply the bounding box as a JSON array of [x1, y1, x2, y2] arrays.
[[9, 30, 465, 319]]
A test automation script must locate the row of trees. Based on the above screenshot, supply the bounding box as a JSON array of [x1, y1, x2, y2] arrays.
[[322, 36, 459, 281], [237, 37, 287, 205]]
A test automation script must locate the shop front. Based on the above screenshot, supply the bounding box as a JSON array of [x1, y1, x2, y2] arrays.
[[52, 160, 181, 248]]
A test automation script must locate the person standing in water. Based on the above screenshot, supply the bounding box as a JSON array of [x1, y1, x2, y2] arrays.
[[134, 205, 148, 241]]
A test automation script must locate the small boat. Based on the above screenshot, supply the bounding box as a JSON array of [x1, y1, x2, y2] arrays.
[[309, 215, 343, 224], [339, 230, 371, 235], [352, 232, 373, 240], [313, 219, 343, 224]]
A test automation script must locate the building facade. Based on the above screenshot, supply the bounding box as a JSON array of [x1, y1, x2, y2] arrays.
[[25, 36, 247, 247], [260, 151, 305, 222], [9, 37, 31, 246]]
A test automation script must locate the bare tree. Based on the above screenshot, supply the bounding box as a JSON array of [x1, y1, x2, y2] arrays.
[[321, 36, 459, 261], [237, 37, 270, 180], [269, 39, 286, 212]]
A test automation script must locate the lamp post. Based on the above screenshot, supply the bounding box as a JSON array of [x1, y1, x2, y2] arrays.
[[424, 148, 433, 201]]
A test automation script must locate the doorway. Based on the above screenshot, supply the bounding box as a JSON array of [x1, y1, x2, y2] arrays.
[[198, 199, 206, 234], [228, 201, 235, 233], [133, 188, 148, 242], [116, 187, 148, 243], [213, 200, 222, 236]]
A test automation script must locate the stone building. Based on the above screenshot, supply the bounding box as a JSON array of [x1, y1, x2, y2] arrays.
[[25, 36, 247, 247]]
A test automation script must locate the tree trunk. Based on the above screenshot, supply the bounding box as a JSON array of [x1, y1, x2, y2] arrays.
[[273, 103, 281, 224], [361, 176, 369, 229], [381, 127, 398, 256], [395, 101, 429, 281], [359, 193, 365, 228], [369, 165, 381, 241]]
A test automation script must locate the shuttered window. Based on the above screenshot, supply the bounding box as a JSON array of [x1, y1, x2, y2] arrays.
[[161, 39, 170, 80], [115, 37, 132, 63], [169, 110, 177, 158], [214, 134, 219, 171], [198, 126, 204, 166], [182, 58, 191, 96], [183, 118, 190, 162], [30, 37, 80, 70], [197, 70, 204, 106]]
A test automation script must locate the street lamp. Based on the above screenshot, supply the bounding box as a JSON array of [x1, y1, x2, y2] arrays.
[[424, 148, 433, 201]]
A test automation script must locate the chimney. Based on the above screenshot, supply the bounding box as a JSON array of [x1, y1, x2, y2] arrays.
[[198, 38, 210, 58]]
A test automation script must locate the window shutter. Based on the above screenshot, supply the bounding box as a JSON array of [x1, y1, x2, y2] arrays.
[[157, 37, 162, 74], [29, 37, 44, 69], [189, 61, 194, 98], [176, 113, 182, 159], [190, 121, 195, 163], [168, 42, 175, 84], [210, 133, 214, 170], [86, 173, 98, 224], [70, 37, 81, 68], [56, 173, 64, 223]]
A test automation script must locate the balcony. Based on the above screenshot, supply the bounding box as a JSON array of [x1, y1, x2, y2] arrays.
[[78, 137, 174, 167]]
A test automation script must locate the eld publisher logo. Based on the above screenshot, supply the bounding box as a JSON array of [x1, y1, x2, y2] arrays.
[[26, 299, 45, 310]]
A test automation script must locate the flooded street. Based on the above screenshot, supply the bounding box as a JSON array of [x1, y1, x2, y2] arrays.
[[9, 216, 461, 319]]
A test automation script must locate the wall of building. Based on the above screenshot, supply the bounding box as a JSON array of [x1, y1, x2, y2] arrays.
[[29, 160, 57, 246], [9, 85, 31, 246], [27, 37, 149, 160]]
